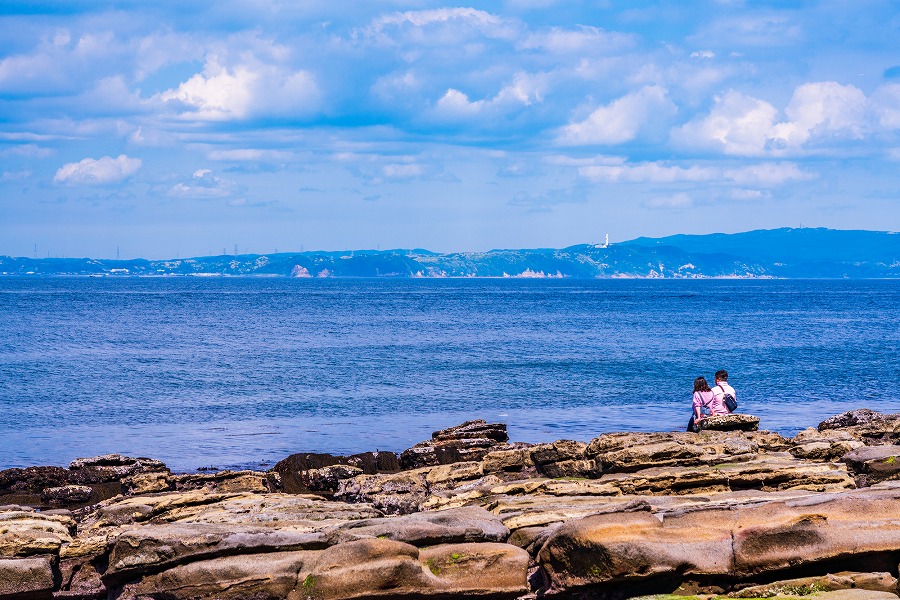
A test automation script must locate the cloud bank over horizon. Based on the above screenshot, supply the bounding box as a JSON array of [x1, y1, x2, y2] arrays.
[[1, 1, 898, 259]]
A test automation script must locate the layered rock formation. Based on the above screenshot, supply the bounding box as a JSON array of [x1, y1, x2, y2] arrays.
[[4, 410, 900, 599]]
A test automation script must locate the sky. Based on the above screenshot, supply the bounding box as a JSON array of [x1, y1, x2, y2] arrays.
[[1, 1, 899, 259]]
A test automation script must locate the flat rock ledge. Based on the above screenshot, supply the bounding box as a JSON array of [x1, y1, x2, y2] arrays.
[[5, 409, 900, 599]]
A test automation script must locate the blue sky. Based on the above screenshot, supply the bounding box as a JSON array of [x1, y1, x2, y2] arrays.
[[1, 1, 899, 259]]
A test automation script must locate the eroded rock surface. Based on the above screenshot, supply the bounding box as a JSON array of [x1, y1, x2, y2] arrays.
[[7, 412, 900, 600]]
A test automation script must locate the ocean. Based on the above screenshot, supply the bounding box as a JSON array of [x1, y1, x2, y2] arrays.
[[1, 277, 898, 472]]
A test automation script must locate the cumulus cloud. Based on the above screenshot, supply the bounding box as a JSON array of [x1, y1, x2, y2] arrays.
[[676, 82, 871, 155], [434, 71, 547, 119], [556, 86, 677, 146], [54, 154, 141, 185], [158, 59, 320, 120], [770, 82, 867, 147], [672, 90, 778, 155]]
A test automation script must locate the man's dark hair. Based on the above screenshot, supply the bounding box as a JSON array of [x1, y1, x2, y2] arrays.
[[694, 376, 711, 393], [715, 370, 728, 382]]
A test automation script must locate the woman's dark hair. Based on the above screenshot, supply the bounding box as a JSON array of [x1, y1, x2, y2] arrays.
[[694, 376, 711, 393]]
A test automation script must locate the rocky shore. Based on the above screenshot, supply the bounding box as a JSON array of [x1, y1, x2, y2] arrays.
[[4, 409, 900, 599]]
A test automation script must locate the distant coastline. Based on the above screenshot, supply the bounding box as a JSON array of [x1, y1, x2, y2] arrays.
[[2, 227, 900, 279]]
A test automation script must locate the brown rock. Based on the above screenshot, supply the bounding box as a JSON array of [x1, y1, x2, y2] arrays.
[[123, 471, 172, 495], [172, 470, 276, 494], [326, 505, 509, 546], [0, 555, 55, 597], [0, 510, 73, 558], [482, 448, 533, 473], [116, 550, 320, 600], [842, 445, 900, 484], [732, 571, 899, 597], [300, 538, 436, 599], [419, 542, 530, 596], [698, 413, 760, 431], [538, 509, 734, 590], [104, 522, 328, 584], [530, 440, 587, 466], [302, 538, 527, 599]]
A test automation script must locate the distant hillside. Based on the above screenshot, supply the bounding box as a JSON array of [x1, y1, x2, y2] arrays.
[[2, 228, 899, 278]]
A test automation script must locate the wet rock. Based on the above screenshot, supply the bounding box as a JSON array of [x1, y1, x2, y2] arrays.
[[68, 454, 169, 484], [0, 466, 69, 496], [40, 484, 93, 507], [272, 451, 401, 494], [432, 420, 509, 443], [819, 408, 895, 431], [305, 465, 364, 492], [698, 413, 760, 431], [400, 420, 509, 469], [0, 555, 55, 597], [335, 470, 428, 515]]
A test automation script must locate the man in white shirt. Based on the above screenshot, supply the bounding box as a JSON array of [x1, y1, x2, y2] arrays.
[[712, 369, 737, 413]]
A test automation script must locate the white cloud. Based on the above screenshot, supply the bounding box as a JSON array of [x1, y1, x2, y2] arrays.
[[53, 154, 141, 185], [520, 26, 635, 53], [556, 86, 677, 145], [0, 169, 32, 182], [871, 83, 900, 130], [690, 50, 715, 59], [724, 162, 816, 186], [158, 59, 320, 120], [434, 72, 547, 118], [673, 90, 778, 155], [770, 82, 867, 147], [369, 8, 513, 39], [676, 82, 872, 155], [166, 169, 235, 198], [578, 159, 814, 186]]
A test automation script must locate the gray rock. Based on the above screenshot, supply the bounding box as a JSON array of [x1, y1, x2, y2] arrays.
[[40, 484, 93, 507], [0, 555, 55, 597], [818, 408, 893, 431]]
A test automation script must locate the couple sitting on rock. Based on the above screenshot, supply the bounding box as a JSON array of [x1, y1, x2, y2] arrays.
[[687, 370, 737, 432]]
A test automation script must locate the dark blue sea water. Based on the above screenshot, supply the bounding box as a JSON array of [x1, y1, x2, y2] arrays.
[[1, 277, 899, 472]]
